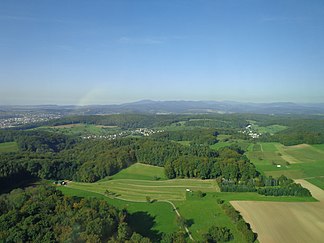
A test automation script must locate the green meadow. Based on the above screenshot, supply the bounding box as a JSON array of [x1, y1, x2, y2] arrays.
[[247, 142, 324, 180], [34, 123, 121, 136], [0, 142, 18, 153], [106, 163, 167, 181], [253, 124, 287, 134]]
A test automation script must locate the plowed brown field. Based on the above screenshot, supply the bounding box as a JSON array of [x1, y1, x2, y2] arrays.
[[231, 179, 324, 243]]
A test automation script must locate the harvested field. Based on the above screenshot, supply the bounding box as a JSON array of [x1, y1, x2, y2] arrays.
[[231, 179, 324, 243], [95, 125, 118, 128], [53, 123, 82, 128], [273, 143, 300, 164], [68, 178, 219, 202]]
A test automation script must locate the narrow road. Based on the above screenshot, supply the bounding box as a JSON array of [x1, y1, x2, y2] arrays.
[[162, 200, 194, 241]]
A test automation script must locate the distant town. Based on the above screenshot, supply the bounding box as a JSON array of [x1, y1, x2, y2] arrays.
[[0, 113, 62, 129]]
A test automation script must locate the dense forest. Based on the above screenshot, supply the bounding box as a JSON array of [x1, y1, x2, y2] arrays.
[[0, 185, 151, 242]]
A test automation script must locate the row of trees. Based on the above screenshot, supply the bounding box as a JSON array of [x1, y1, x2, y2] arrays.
[[219, 202, 257, 242], [257, 183, 311, 197], [219, 175, 312, 197]]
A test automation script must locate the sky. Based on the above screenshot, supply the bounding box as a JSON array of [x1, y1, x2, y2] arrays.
[[1, 0, 324, 105]]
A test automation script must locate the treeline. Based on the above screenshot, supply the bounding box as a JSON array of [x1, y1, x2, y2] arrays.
[[257, 183, 311, 197], [219, 175, 312, 197], [152, 128, 219, 145], [0, 185, 150, 242], [218, 201, 257, 242]]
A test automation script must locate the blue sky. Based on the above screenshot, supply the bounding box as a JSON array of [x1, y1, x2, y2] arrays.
[[1, 0, 324, 105]]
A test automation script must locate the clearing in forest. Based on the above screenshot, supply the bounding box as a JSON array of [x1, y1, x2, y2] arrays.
[[0, 142, 18, 153], [67, 163, 219, 202], [68, 178, 219, 201]]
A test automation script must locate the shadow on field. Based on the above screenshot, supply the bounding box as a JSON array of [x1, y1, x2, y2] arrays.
[[127, 211, 161, 241]]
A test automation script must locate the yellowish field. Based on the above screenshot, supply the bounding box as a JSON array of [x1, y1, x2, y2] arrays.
[[95, 125, 118, 128], [231, 179, 324, 243], [53, 123, 82, 128], [68, 178, 219, 202]]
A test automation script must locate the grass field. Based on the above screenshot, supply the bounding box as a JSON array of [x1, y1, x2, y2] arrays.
[[247, 142, 324, 180], [253, 124, 287, 134], [105, 163, 167, 181], [210, 142, 231, 150], [175, 193, 246, 242], [210, 139, 251, 151], [34, 123, 121, 136], [68, 178, 219, 202], [0, 142, 18, 153], [174, 140, 191, 146]]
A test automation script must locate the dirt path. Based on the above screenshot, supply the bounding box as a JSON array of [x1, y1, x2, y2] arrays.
[[274, 143, 300, 164], [260, 143, 264, 152], [162, 200, 194, 241], [231, 179, 324, 243], [295, 179, 324, 201]]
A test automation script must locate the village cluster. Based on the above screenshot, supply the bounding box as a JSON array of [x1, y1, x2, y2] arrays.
[[82, 128, 164, 140], [0, 113, 62, 128], [240, 124, 261, 139]]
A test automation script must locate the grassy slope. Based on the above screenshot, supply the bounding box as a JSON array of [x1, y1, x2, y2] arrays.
[[34, 124, 121, 136], [68, 178, 219, 201], [175, 193, 246, 242], [105, 163, 167, 181], [254, 124, 287, 134], [0, 142, 18, 153]]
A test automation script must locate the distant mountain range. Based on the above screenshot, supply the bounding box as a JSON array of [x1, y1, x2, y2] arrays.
[[2, 100, 324, 115]]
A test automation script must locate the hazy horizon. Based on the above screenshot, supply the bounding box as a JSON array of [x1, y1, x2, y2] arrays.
[[2, 99, 324, 107], [1, 0, 324, 105]]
